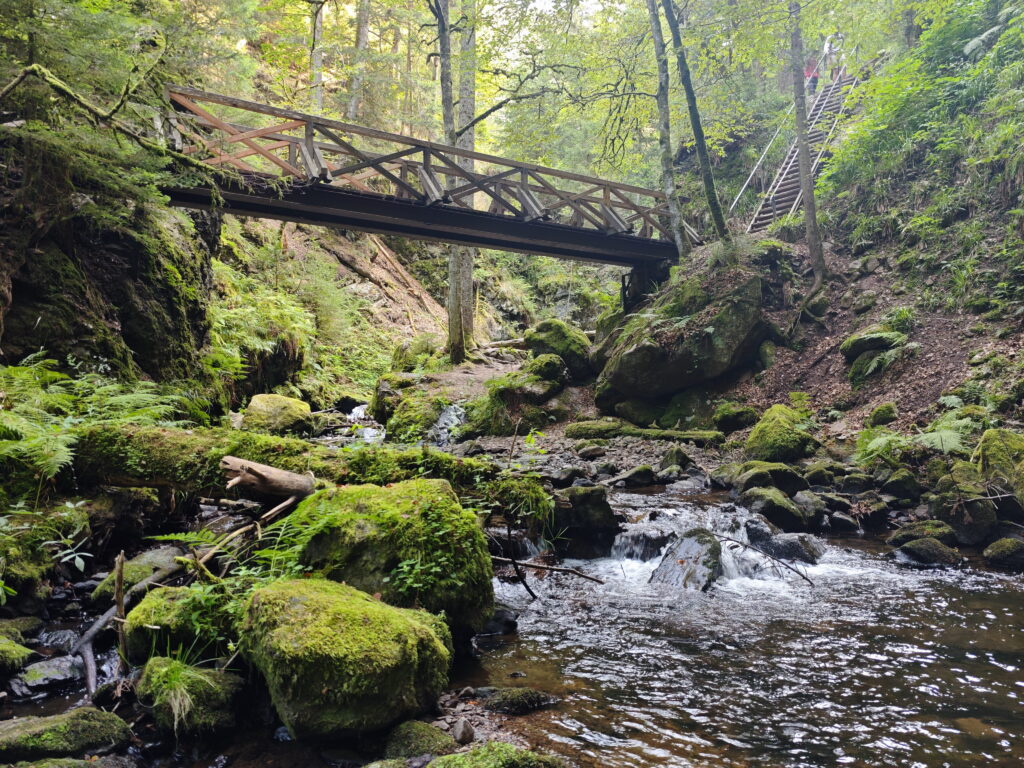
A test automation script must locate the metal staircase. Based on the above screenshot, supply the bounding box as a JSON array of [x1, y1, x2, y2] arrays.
[[744, 72, 858, 233]]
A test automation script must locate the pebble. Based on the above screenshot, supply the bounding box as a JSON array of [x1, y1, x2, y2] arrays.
[[452, 717, 475, 745]]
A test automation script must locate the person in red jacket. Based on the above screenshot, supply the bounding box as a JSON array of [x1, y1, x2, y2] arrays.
[[804, 57, 820, 95]]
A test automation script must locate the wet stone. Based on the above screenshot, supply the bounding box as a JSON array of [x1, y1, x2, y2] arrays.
[[36, 628, 79, 653], [10, 654, 85, 696]]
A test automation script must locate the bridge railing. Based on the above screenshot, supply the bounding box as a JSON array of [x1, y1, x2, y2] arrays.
[[163, 85, 700, 246]]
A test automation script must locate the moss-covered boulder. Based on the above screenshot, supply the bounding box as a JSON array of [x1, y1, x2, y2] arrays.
[[839, 326, 907, 361], [598, 268, 769, 401], [91, 545, 183, 603], [243, 579, 452, 738], [744, 405, 818, 462], [886, 520, 956, 547], [137, 656, 243, 735], [0, 636, 34, 675], [734, 461, 809, 497], [982, 538, 1024, 571], [713, 402, 759, 433], [880, 468, 921, 500], [973, 428, 1024, 495], [0, 616, 43, 643], [931, 461, 998, 545], [124, 586, 224, 664], [483, 687, 558, 715], [430, 742, 565, 768], [385, 388, 449, 443], [740, 487, 819, 531], [524, 319, 592, 382], [895, 537, 961, 566], [370, 373, 419, 425], [287, 479, 493, 635], [867, 402, 898, 426], [242, 393, 312, 434], [649, 528, 723, 590], [0, 707, 131, 761], [383, 721, 457, 759]]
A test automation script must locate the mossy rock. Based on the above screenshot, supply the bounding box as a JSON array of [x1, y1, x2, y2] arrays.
[[287, 479, 493, 635], [370, 373, 419, 424], [803, 463, 835, 486], [744, 405, 818, 462], [243, 579, 452, 738], [523, 319, 592, 382], [599, 271, 768, 402], [0, 616, 43, 643], [91, 546, 183, 603], [391, 334, 442, 373], [242, 393, 312, 434], [735, 461, 809, 497], [385, 389, 449, 444], [867, 403, 898, 427], [383, 720, 457, 759], [0, 707, 131, 761], [483, 687, 558, 715], [137, 656, 242, 735], [895, 537, 961, 566], [839, 326, 906, 361], [364, 762, 407, 768], [0, 636, 34, 676], [740, 487, 818, 531], [660, 444, 692, 471], [713, 402, 758, 433], [931, 461, 998, 545], [430, 742, 565, 768], [564, 418, 723, 445], [972, 428, 1024, 494], [880, 468, 921, 500], [649, 528, 723, 591], [124, 586, 225, 664], [657, 389, 715, 430], [613, 398, 663, 428], [982, 538, 1024, 571], [523, 354, 569, 384], [886, 520, 956, 547], [848, 350, 888, 387], [461, 369, 564, 437]]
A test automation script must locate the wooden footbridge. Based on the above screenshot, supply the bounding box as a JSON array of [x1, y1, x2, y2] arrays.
[[162, 86, 698, 267]]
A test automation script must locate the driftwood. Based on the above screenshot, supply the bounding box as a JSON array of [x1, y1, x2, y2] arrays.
[[220, 455, 315, 499], [492, 556, 605, 585]]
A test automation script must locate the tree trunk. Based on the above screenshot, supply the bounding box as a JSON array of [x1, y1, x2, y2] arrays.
[[451, 0, 477, 360], [660, 0, 729, 241], [346, 0, 371, 120], [644, 0, 688, 258], [789, 1, 826, 288], [309, 1, 326, 111]]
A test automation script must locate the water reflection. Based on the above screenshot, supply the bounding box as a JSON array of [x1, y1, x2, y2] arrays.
[[468, 488, 1024, 768]]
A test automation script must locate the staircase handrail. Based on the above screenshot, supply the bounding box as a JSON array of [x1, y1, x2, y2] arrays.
[[729, 48, 829, 214]]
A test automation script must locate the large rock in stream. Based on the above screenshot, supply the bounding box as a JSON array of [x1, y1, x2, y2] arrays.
[[649, 528, 723, 591], [243, 579, 452, 738], [287, 478, 493, 636], [552, 485, 623, 557]]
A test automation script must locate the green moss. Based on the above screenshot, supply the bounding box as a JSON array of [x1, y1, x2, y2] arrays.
[[734, 461, 808, 496], [461, 368, 564, 437], [243, 579, 452, 737], [982, 538, 1024, 571], [91, 546, 182, 602], [867, 402, 899, 426], [839, 326, 906, 361], [744, 405, 818, 462], [564, 418, 723, 445], [242, 393, 312, 434], [931, 461, 998, 545], [0, 617, 42, 643], [430, 742, 565, 768], [523, 354, 568, 383], [137, 656, 243, 735], [0, 636, 34, 675], [383, 721, 457, 758], [896, 537, 961, 566], [739, 487, 815, 531], [0, 707, 131, 762], [386, 389, 449, 443], [123, 586, 226, 664], [74, 424, 497, 499], [523, 319, 592, 382], [391, 334, 443, 373], [886, 520, 956, 547], [713, 402, 759, 433], [478, 476, 554, 525], [972, 428, 1024, 492], [285, 479, 493, 634]]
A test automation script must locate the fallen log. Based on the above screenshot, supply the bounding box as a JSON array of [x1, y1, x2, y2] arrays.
[[492, 556, 605, 584], [220, 456, 315, 499]]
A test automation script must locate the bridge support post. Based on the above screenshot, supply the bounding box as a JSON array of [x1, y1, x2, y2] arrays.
[[621, 260, 671, 312]]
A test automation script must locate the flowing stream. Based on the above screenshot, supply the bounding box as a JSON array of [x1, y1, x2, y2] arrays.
[[461, 485, 1024, 768]]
